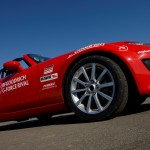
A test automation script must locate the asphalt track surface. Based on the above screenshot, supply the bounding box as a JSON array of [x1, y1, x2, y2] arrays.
[[0, 99, 150, 150]]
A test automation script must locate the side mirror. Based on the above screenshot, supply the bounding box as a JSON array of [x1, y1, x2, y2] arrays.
[[3, 61, 24, 72]]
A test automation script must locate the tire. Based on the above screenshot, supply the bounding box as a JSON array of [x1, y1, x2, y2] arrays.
[[65, 56, 128, 121], [122, 73, 146, 112], [126, 94, 146, 110], [137, 97, 146, 105]]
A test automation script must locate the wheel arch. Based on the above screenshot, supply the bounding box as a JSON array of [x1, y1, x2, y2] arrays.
[[63, 50, 140, 108]]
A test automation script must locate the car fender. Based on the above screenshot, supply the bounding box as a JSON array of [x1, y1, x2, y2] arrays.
[[58, 42, 150, 96]]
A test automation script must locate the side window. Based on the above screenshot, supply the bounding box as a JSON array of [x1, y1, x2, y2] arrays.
[[0, 69, 3, 78], [0, 58, 30, 79], [14, 58, 29, 69], [19, 60, 29, 69], [0, 69, 15, 79]]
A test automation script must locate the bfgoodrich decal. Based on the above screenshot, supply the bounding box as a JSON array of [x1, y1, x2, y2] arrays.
[[0, 75, 29, 94], [40, 73, 58, 82]]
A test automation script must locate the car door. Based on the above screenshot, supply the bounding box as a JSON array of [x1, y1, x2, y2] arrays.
[[36, 60, 61, 106], [0, 65, 38, 113]]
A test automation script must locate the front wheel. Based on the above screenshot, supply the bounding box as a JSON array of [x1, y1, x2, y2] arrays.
[[65, 56, 128, 121]]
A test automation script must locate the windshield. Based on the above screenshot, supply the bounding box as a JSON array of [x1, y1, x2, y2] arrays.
[[125, 41, 150, 46], [27, 54, 50, 63]]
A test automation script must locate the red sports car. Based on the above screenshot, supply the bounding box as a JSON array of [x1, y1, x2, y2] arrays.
[[0, 41, 150, 122]]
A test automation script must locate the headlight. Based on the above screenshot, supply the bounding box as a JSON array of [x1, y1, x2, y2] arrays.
[[142, 59, 150, 71]]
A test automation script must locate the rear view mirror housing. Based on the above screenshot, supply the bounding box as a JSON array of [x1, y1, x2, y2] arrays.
[[3, 61, 24, 72]]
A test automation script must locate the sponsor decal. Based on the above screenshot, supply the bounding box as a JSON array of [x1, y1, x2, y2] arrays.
[[0, 75, 29, 94], [67, 43, 105, 59], [40, 73, 58, 82], [42, 82, 57, 90], [44, 65, 54, 74], [119, 45, 128, 51], [138, 50, 150, 54]]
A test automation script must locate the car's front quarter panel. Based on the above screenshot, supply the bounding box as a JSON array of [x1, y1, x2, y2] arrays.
[[134, 50, 150, 95], [116, 43, 150, 96], [59, 42, 150, 97]]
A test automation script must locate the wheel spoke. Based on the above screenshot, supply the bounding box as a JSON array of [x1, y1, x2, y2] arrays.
[[99, 82, 114, 89], [86, 95, 92, 113], [73, 77, 87, 86], [75, 93, 87, 106], [97, 68, 108, 82], [71, 88, 87, 94], [91, 63, 96, 81], [97, 91, 112, 101], [93, 94, 103, 111], [81, 66, 90, 82], [71, 62, 115, 115]]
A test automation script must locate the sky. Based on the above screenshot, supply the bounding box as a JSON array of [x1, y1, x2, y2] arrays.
[[0, 0, 150, 68]]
